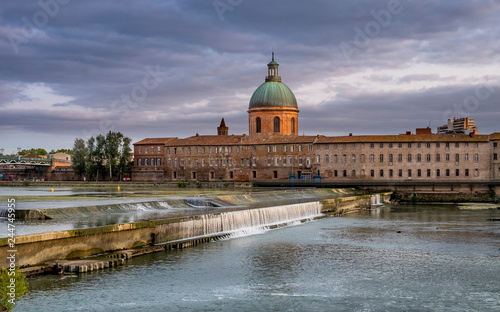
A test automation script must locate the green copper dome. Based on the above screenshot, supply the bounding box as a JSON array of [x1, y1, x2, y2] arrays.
[[248, 81, 298, 109]]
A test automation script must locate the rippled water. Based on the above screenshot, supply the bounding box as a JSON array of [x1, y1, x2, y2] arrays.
[[15, 205, 500, 312]]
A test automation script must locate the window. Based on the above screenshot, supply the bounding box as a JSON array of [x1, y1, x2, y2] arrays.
[[145, 147, 148, 154], [283, 145, 286, 152], [398, 154, 403, 162], [417, 154, 421, 162], [229, 171, 233, 179], [334, 154, 338, 163], [370, 170, 374, 177], [456, 169, 459, 176], [343, 170, 347, 177], [145, 158, 148, 166], [291, 117, 295, 134], [380, 154, 384, 162], [446, 143, 450, 149], [427, 143, 431, 148], [408, 143, 412, 148], [398, 143, 403, 148], [352, 170, 356, 177], [408, 154, 412, 162], [309, 145, 313, 152], [343, 154, 347, 163], [465, 153, 469, 161], [325, 155, 329, 163], [299, 145, 302, 152], [138, 158, 142, 166], [273, 171, 278, 179], [436, 169, 440, 177], [380, 143, 384, 148], [306, 156, 311, 166], [168, 158, 171, 167], [436, 154, 441, 162], [494, 142, 498, 148], [475, 154, 479, 162], [202, 147, 205, 154], [210, 171, 214, 179], [427, 154, 431, 162], [455, 154, 459, 162], [370, 143, 375, 148], [273, 145, 277, 152], [291, 145, 295, 152], [494, 154, 498, 161], [283, 157, 287, 165], [192, 172, 197, 179], [253, 171, 257, 178], [380, 169, 384, 177], [139, 147, 142, 153], [210, 158, 213, 166], [389, 143, 393, 148], [194, 159, 198, 168], [446, 169, 450, 177], [417, 143, 421, 148], [228, 157, 232, 166], [157, 158, 161, 166], [389, 169, 393, 177], [398, 169, 403, 177], [436, 143, 440, 148], [455, 143, 459, 148], [465, 169, 469, 177], [201, 158, 205, 166], [446, 154, 450, 161], [273, 117, 280, 133], [389, 154, 393, 163], [174, 159, 178, 167], [370, 154, 374, 162], [417, 169, 421, 177], [237, 146, 240, 153], [288, 156, 292, 165], [352, 154, 356, 163], [299, 156, 303, 165], [316, 155, 320, 163], [268, 156, 271, 166], [252, 157, 256, 166], [408, 169, 412, 177], [167, 148, 170, 155], [256, 117, 262, 133], [157, 146, 161, 153], [334, 170, 338, 177], [465, 143, 469, 147]]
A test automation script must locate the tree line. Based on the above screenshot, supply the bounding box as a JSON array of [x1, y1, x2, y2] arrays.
[[72, 131, 132, 181]]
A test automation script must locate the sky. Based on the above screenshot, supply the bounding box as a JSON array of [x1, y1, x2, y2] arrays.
[[1, 0, 500, 154]]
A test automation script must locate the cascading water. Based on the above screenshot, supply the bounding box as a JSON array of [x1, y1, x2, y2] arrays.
[[370, 194, 383, 207], [171, 201, 323, 241]]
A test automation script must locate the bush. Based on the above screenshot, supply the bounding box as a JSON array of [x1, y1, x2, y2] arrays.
[[0, 267, 28, 311], [177, 181, 187, 188]]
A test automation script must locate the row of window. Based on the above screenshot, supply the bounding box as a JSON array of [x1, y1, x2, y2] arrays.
[[322, 142, 482, 150], [316, 153, 480, 164], [255, 117, 295, 134], [333, 168, 479, 178], [137, 158, 162, 166], [137, 141, 498, 155]]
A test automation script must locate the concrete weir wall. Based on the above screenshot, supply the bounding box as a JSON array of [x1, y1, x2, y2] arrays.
[[0, 193, 391, 268]]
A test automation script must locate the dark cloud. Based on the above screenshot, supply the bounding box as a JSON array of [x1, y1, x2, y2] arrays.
[[0, 0, 499, 151]]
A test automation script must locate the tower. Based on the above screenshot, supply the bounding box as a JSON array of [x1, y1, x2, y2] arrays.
[[248, 53, 298, 136], [217, 118, 228, 136]]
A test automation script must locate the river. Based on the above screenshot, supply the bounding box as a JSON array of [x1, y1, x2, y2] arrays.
[[14, 204, 499, 311]]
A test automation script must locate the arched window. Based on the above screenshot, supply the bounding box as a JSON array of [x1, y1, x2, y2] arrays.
[[291, 117, 295, 134], [256, 117, 261, 133], [273, 117, 280, 133]]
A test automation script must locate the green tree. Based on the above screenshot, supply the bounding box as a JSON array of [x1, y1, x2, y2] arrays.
[[105, 131, 123, 181], [72, 138, 87, 180], [19, 148, 47, 156], [0, 267, 28, 311], [118, 136, 132, 180]]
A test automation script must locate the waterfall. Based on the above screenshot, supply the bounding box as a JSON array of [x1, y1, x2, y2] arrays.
[[172, 201, 323, 240], [370, 194, 383, 207], [184, 198, 219, 208]]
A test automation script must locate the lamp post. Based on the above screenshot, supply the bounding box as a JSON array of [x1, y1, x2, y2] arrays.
[[17, 147, 21, 161]]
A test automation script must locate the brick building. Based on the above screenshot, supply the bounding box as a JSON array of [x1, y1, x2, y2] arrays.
[[132, 56, 500, 183]]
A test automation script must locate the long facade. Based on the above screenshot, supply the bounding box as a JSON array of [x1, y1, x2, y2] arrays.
[[132, 56, 500, 183]]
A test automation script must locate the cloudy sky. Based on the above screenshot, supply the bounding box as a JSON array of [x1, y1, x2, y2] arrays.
[[1, 0, 499, 154]]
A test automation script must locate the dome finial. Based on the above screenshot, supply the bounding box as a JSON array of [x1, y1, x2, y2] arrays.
[[272, 51, 274, 61]]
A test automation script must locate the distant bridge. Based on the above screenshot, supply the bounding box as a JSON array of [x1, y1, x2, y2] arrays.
[[0, 155, 52, 166]]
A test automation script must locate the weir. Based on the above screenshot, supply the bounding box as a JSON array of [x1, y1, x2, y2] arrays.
[[0, 192, 392, 269]]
